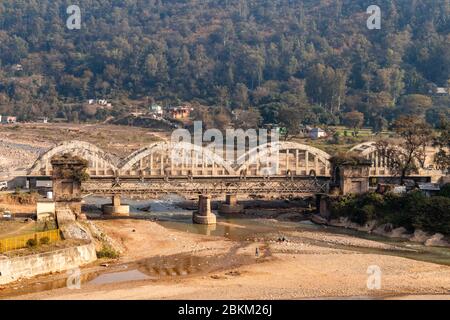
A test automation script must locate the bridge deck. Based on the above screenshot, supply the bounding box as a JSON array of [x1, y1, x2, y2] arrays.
[[80, 175, 330, 197]]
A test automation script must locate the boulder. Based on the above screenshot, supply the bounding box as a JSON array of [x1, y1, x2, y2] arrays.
[[389, 227, 409, 239], [373, 224, 392, 237], [410, 229, 429, 243], [425, 233, 449, 247]]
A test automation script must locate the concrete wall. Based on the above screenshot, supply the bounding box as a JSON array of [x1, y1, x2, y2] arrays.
[[0, 243, 96, 285], [37, 201, 56, 216]]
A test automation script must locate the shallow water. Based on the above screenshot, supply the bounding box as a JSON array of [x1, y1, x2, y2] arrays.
[[85, 195, 450, 266], [103, 197, 450, 265]]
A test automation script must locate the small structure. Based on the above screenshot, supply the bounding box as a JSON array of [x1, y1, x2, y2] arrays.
[[150, 103, 163, 116], [36, 197, 56, 222], [331, 154, 372, 195], [37, 117, 49, 124], [0, 181, 7, 191], [309, 127, 327, 139], [434, 87, 449, 96], [418, 183, 440, 197], [0, 116, 17, 124], [51, 154, 89, 219], [169, 106, 193, 120], [11, 64, 23, 72]]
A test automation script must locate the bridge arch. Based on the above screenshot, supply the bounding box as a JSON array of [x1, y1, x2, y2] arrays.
[[29, 141, 118, 176], [350, 141, 393, 176], [236, 141, 332, 177], [119, 142, 237, 176]]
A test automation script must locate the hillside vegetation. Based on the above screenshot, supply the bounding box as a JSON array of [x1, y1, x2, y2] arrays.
[[0, 0, 448, 128]]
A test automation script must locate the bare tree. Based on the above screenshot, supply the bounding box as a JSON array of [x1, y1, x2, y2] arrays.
[[375, 116, 432, 184]]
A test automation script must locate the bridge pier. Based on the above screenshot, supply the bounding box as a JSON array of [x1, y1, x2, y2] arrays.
[[102, 195, 130, 216], [219, 194, 244, 214], [193, 195, 216, 225]]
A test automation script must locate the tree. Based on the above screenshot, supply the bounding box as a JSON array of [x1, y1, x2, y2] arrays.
[[375, 116, 432, 184], [277, 106, 303, 141], [433, 117, 450, 171], [233, 108, 261, 130], [400, 94, 433, 116], [342, 111, 364, 136]]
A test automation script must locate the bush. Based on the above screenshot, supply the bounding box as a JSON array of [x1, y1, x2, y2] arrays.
[[26, 238, 38, 248], [96, 245, 119, 259], [413, 196, 450, 235], [330, 191, 450, 235], [39, 237, 50, 245], [382, 191, 426, 231], [331, 193, 384, 224], [439, 183, 450, 198]]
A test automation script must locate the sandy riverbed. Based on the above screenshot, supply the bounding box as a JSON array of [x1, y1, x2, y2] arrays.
[[3, 218, 449, 300]]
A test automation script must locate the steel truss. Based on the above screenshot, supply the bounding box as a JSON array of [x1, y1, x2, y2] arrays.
[[82, 176, 330, 197]]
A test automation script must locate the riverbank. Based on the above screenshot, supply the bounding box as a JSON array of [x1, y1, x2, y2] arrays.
[[3, 218, 449, 300]]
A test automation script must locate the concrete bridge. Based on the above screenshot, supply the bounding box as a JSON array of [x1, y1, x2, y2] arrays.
[[26, 139, 445, 185], [23, 139, 446, 223]]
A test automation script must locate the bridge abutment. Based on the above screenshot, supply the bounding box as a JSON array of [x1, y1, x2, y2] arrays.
[[51, 155, 87, 220], [219, 194, 244, 214], [102, 195, 130, 216], [193, 195, 216, 225]]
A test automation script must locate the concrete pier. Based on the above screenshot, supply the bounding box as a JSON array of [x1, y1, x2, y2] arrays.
[[193, 195, 216, 225], [219, 194, 244, 214], [102, 195, 130, 216]]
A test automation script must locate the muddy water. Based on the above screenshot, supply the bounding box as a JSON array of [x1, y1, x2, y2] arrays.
[[1, 196, 449, 299]]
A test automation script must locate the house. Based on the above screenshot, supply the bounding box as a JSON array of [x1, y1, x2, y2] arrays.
[[150, 104, 163, 116], [88, 99, 112, 107], [11, 64, 23, 72], [0, 116, 17, 124], [435, 87, 449, 96], [309, 127, 327, 139], [169, 106, 193, 120], [36, 117, 48, 123], [418, 183, 441, 197]]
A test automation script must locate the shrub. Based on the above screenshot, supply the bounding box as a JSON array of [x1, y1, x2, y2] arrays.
[[26, 238, 38, 248], [439, 183, 450, 198], [413, 196, 450, 235], [96, 245, 119, 259], [39, 237, 50, 245]]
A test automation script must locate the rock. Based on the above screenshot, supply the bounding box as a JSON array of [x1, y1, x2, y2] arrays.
[[373, 224, 392, 237], [364, 220, 378, 232], [410, 229, 429, 243], [384, 223, 394, 233], [425, 233, 449, 247], [389, 227, 408, 238], [310, 214, 327, 225]]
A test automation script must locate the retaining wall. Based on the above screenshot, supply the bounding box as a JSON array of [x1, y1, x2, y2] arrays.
[[0, 243, 96, 285]]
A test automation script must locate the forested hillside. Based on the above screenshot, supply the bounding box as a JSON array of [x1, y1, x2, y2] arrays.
[[0, 0, 448, 128]]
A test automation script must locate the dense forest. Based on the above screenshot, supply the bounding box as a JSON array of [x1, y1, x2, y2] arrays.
[[0, 0, 449, 129]]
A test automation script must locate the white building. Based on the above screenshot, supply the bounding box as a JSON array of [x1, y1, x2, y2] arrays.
[[309, 127, 327, 139]]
